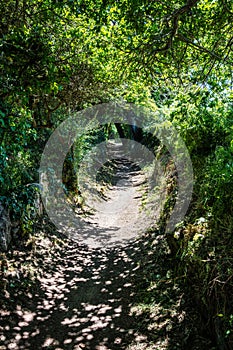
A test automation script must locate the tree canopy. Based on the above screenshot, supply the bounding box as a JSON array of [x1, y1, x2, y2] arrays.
[[76, 0, 233, 82], [0, 1, 233, 348]]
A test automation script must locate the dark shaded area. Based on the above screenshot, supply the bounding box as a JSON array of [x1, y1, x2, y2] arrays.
[[0, 224, 214, 350], [96, 157, 141, 187], [114, 122, 159, 150]]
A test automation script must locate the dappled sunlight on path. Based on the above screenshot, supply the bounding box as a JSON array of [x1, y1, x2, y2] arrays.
[[0, 230, 202, 350], [0, 146, 210, 350]]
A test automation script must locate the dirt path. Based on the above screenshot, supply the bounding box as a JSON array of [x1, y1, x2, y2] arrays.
[[1, 232, 199, 350], [81, 162, 154, 248], [66, 141, 158, 249], [0, 144, 212, 350]]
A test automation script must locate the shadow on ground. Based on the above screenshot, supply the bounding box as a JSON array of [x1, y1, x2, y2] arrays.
[[0, 225, 214, 350]]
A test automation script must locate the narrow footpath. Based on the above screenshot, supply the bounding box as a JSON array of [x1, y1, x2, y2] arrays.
[[0, 144, 213, 350]]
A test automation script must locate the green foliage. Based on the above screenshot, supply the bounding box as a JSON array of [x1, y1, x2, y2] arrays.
[[0, 1, 233, 347], [0, 0, 151, 236], [158, 85, 233, 221], [0, 103, 37, 195], [81, 0, 233, 82], [199, 145, 233, 221], [155, 84, 233, 348]]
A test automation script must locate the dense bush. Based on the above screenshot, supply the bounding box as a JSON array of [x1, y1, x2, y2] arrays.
[[157, 86, 233, 348]]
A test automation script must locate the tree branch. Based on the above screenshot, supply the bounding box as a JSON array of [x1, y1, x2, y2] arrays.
[[177, 33, 230, 61]]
